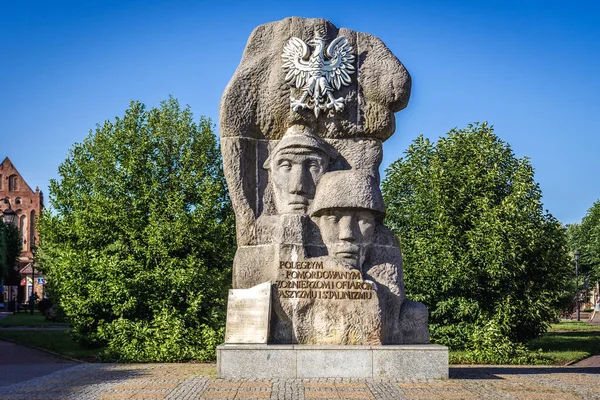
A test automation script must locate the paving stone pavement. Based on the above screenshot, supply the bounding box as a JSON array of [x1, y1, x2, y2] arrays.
[[1, 363, 600, 400], [0, 340, 77, 386]]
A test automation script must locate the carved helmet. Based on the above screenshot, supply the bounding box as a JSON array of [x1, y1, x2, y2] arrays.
[[310, 170, 385, 219], [263, 125, 338, 169]]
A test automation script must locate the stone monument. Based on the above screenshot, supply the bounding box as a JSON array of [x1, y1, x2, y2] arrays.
[[217, 16, 448, 379]]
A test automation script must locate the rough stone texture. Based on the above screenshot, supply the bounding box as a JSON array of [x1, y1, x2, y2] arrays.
[[220, 17, 411, 142], [220, 15, 408, 247], [220, 17, 429, 350], [271, 263, 383, 345], [222, 135, 384, 248], [217, 345, 448, 379], [396, 300, 430, 345], [310, 171, 385, 216]]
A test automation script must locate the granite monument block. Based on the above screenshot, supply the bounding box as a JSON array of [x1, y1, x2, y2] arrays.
[[217, 16, 446, 378]]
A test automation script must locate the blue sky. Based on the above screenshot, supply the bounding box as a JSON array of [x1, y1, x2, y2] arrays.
[[1, 0, 598, 224]]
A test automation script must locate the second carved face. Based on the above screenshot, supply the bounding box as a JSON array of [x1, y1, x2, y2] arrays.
[[316, 209, 376, 270]]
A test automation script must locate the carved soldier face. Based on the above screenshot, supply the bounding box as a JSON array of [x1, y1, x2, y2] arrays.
[[271, 148, 329, 214], [316, 209, 376, 270]]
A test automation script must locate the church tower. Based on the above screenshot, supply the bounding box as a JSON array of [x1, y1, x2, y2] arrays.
[[0, 157, 44, 302]]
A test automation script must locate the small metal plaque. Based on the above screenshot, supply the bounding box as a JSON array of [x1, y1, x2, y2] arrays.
[[225, 281, 271, 344]]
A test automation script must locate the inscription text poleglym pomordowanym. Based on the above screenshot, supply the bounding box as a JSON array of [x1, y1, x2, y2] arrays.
[[276, 260, 374, 300]]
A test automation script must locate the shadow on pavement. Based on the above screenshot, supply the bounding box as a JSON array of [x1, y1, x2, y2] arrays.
[[0, 364, 155, 398], [0, 364, 78, 387], [0, 339, 77, 387], [450, 366, 600, 379]]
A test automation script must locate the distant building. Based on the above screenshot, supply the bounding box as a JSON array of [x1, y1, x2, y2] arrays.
[[0, 157, 44, 303]]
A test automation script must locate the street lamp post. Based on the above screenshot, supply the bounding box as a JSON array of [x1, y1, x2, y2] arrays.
[[1, 197, 16, 226], [30, 266, 34, 315], [30, 237, 36, 315], [575, 250, 581, 322]]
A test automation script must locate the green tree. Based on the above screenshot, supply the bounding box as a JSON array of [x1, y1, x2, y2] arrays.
[[38, 98, 235, 361], [382, 123, 570, 357], [567, 202, 600, 282], [0, 221, 21, 282]]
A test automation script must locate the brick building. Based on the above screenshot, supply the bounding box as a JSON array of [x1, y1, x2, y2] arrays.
[[0, 157, 44, 304]]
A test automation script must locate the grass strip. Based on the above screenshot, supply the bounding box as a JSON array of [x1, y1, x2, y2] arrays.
[[449, 322, 600, 365], [549, 321, 600, 331], [0, 312, 70, 327], [528, 330, 600, 364]]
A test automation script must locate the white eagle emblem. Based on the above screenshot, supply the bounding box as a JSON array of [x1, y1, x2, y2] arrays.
[[282, 34, 355, 117]]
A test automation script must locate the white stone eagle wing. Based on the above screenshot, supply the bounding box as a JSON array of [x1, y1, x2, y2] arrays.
[[323, 36, 355, 90], [282, 37, 312, 89]]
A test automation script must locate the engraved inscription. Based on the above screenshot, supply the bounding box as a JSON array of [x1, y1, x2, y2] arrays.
[[275, 260, 375, 300], [225, 282, 271, 344]]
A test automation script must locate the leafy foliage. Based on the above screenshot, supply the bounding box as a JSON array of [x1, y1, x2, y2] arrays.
[[0, 221, 21, 283], [382, 122, 571, 353], [37, 298, 53, 316], [38, 98, 235, 361], [566, 202, 600, 283]]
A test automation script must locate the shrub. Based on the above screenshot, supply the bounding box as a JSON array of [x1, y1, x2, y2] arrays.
[[38, 98, 235, 361]]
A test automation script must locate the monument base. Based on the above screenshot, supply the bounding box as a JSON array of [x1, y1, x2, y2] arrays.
[[216, 344, 448, 379]]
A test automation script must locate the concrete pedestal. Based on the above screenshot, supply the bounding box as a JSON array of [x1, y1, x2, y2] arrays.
[[216, 344, 448, 379]]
